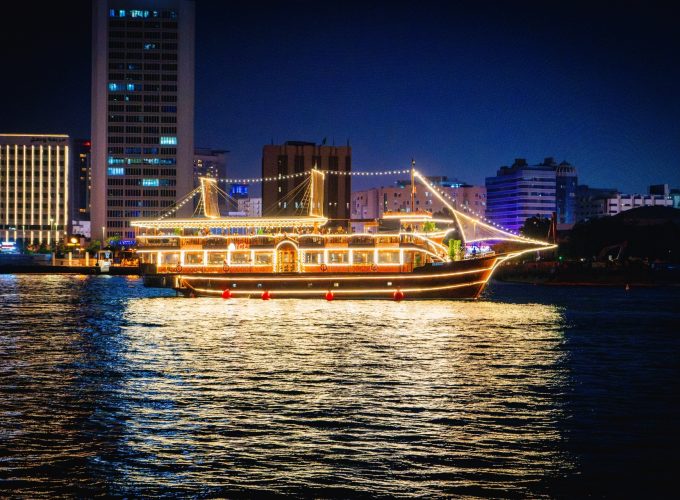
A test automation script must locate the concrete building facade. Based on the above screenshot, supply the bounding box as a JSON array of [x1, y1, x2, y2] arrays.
[[261, 141, 351, 220], [194, 147, 227, 183], [91, 0, 195, 241], [238, 197, 262, 217], [0, 134, 70, 245], [72, 139, 92, 223], [485, 158, 558, 232], [575, 184, 674, 221], [352, 182, 486, 220]]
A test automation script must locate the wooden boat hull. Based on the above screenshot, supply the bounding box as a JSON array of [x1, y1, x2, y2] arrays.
[[143, 255, 500, 300]]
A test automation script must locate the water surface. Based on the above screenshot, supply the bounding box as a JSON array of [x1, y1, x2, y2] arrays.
[[0, 275, 678, 497]]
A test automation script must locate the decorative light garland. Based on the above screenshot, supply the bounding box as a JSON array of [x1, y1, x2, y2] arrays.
[[215, 169, 412, 185], [154, 168, 543, 243], [415, 174, 521, 236]]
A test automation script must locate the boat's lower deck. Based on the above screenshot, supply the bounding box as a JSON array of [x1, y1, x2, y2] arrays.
[[143, 256, 499, 299]]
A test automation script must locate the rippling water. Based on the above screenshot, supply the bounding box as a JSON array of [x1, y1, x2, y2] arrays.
[[0, 275, 678, 497]]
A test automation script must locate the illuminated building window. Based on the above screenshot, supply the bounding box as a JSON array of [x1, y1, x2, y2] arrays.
[[107, 167, 124, 176], [127, 83, 142, 91], [130, 10, 150, 18], [160, 136, 177, 145], [108, 82, 122, 91], [142, 178, 160, 187]]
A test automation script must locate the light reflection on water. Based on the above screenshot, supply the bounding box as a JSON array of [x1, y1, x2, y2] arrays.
[[3, 274, 677, 496]]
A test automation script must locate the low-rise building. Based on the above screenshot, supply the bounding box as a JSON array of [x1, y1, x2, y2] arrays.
[[238, 197, 262, 217], [0, 133, 71, 245], [352, 179, 486, 220], [575, 184, 674, 221]]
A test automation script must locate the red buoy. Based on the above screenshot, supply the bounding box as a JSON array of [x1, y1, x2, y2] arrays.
[[261, 290, 271, 300], [393, 289, 404, 301], [325, 290, 334, 301], [221, 289, 232, 299]]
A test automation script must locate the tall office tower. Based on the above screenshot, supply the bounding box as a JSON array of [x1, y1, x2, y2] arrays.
[[553, 159, 578, 225], [72, 139, 92, 223], [261, 141, 351, 220], [194, 147, 227, 183], [485, 158, 557, 232], [0, 134, 70, 245], [91, 1, 195, 241]]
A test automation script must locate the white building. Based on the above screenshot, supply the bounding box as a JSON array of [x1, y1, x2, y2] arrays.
[[0, 134, 70, 244], [91, 1, 195, 240], [352, 184, 486, 220], [604, 193, 672, 216], [238, 198, 262, 217]]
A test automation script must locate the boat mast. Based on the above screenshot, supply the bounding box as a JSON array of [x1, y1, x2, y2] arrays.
[[410, 159, 416, 213]]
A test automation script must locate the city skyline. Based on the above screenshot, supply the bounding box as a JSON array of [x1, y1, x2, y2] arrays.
[[0, 0, 678, 194]]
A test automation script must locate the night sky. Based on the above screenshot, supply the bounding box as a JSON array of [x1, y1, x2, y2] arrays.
[[1, 0, 678, 193]]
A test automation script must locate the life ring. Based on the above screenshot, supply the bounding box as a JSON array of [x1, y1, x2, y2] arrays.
[[371, 263, 378, 272], [175, 264, 183, 273], [320, 263, 328, 272], [223, 263, 230, 273]]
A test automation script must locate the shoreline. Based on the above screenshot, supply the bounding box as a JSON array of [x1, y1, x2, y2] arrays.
[[0, 265, 140, 276]]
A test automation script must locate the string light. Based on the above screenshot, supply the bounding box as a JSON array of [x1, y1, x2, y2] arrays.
[[215, 169, 412, 184]]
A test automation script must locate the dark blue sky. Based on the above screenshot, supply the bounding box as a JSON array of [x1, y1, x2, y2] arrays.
[[1, 0, 678, 192]]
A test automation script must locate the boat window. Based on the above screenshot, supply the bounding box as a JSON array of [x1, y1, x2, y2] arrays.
[[303, 251, 323, 264], [328, 251, 349, 264], [352, 250, 373, 264], [378, 251, 400, 264], [208, 252, 226, 265], [231, 251, 251, 264], [162, 252, 180, 264], [254, 252, 272, 265], [185, 252, 203, 264]]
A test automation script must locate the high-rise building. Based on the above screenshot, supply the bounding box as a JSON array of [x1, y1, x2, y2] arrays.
[[485, 157, 579, 231], [261, 141, 351, 220], [194, 147, 227, 183], [72, 139, 92, 222], [0, 134, 71, 245], [91, 1, 195, 241], [554, 160, 577, 225]]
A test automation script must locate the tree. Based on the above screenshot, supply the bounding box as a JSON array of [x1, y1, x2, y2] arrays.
[[87, 240, 101, 254], [423, 221, 437, 233], [448, 239, 462, 261], [520, 216, 551, 240]]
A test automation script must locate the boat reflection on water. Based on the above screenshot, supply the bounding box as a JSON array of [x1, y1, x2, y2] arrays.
[[0, 275, 573, 497], [112, 296, 573, 496]]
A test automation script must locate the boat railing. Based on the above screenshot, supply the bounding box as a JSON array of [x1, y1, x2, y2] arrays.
[[326, 236, 348, 246], [180, 237, 203, 249], [297, 235, 324, 246], [349, 236, 374, 247], [137, 236, 180, 248], [250, 236, 276, 246], [375, 236, 400, 247]]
